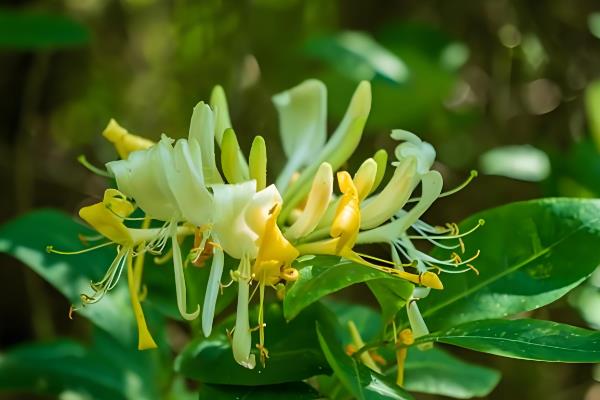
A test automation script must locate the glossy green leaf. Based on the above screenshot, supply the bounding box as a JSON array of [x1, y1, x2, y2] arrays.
[[305, 31, 409, 84], [175, 302, 335, 385], [197, 382, 320, 399], [367, 280, 413, 324], [285, 255, 413, 321], [0, 9, 88, 49], [0, 209, 136, 346], [324, 300, 500, 399], [419, 199, 600, 331], [403, 347, 500, 399], [416, 319, 600, 362], [0, 330, 159, 400], [323, 300, 383, 344], [0, 340, 125, 399], [316, 322, 414, 400]]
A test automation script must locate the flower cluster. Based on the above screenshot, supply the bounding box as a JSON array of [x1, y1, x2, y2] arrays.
[[52, 79, 481, 371]]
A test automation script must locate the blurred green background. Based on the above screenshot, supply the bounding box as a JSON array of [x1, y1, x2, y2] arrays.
[[2, 0, 600, 399]]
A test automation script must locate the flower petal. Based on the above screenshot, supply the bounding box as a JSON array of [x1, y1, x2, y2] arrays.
[[188, 101, 223, 184], [280, 81, 371, 221], [273, 79, 327, 191], [285, 162, 333, 240], [202, 237, 224, 337], [212, 181, 259, 259]]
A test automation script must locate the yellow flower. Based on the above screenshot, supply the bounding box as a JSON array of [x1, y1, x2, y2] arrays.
[[76, 189, 161, 350], [102, 119, 154, 159]]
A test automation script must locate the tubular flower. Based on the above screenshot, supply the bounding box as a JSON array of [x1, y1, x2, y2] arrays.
[[51, 78, 483, 376], [102, 119, 154, 159], [53, 189, 189, 349]]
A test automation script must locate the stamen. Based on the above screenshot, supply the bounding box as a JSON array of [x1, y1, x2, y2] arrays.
[[409, 225, 461, 250], [77, 155, 112, 178], [153, 248, 173, 265], [467, 263, 480, 275], [78, 233, 104, 245], [407, 170, 477, 203], [355, 251, 413, 268], [46, 241, 113, 255]]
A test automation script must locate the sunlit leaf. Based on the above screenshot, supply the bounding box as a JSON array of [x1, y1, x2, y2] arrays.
[[0, 210, 135, 346], [0, 329, 159, 399], [305, 31, 409, 84], [175, 302, 335, 385], [324, 300, 500, 399], [417, 319, 600, 362], [316, 322, 414, 400], [0, 9, 88, 49], [402, 347, 500, 399], [419, 199, 600, 331], [480, 145, 551, 182], [284, 255, 413, 321], [367, 280, 413, 324]]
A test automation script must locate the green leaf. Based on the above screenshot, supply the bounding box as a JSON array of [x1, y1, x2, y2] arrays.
[[0, 340, 125, 399], [0, 331, 159, 400], [323, 300, 383, 344], [419, 198, 600, 331], [403, 347, 500, 399], [305, 31, 409, 85], [479, 145, 551, 182], [197, 382, 320, 400], [316, 322, 414, 400], [0, 9, 88, 49], [175, 302, 335, 385], [284, 255, 413, 321], [324, 300, 500, 399], [417, 319, 600, 362], [0, 210, 136, 346], [367, 280, 413, 324]]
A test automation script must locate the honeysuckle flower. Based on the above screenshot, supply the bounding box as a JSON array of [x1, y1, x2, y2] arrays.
[[252, 202, 299, 365], [285, 162, 333, 240], [57, 77, 485, 379], [106, 134, 216, 320], [102, 119, 154, 159], [273, 79, 327, 192], [54, 189, 189, 349], [278, 80, 372, 223], [294, 166, 444, 290]]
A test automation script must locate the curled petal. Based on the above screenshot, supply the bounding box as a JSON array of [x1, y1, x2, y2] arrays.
[[353, 158, 377, 202], [102, 119, 154, 159], [391, 130, 436, 174], [285, 162, 333, 240], [280, 81, 371, 221], [331, 171, 360, 253], [273, 79, 327, 192], [360, 156, 417, 230], [188, 102, 223, 184], [171, 227, 200, 320], [232, 257, 256, 369], [202, 238, 224, 337]]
